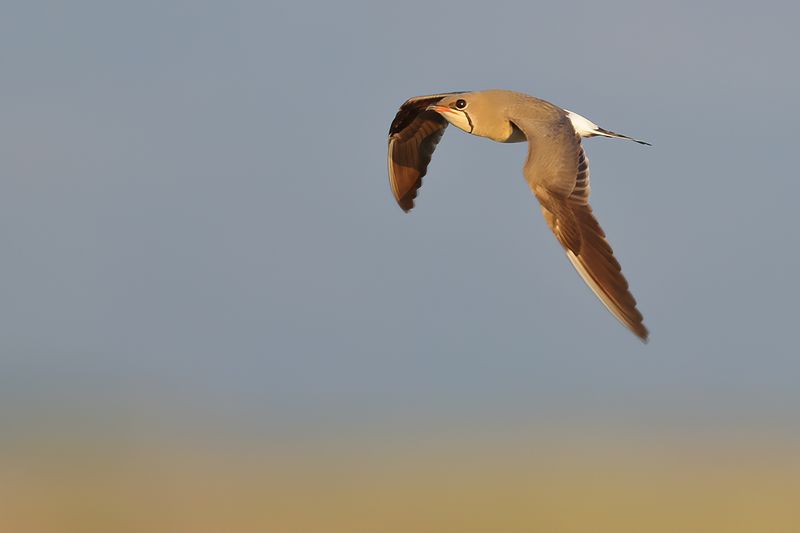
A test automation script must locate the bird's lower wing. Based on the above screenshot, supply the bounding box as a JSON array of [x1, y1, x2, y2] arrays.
[[531, 137, 648, 341]]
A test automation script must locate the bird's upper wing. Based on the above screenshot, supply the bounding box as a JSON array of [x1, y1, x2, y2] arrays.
[[387, 93, 464, 211], [514, 114, 649, 341]]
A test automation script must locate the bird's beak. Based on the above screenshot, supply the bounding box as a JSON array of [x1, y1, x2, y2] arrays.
[[426, 104, 455, 115]]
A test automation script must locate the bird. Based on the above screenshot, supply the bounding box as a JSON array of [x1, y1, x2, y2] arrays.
[[387, 90, 650, 341]]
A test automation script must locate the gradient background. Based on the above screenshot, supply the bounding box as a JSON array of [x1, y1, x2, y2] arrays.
[[2, 1, 799, 531]]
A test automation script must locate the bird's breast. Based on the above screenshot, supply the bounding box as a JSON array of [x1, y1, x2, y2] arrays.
[[499, 122, 527, 143]]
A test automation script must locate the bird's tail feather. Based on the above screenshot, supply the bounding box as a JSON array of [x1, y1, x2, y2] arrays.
[[594, 127, 651, 146], [565, 110, 651, 146]]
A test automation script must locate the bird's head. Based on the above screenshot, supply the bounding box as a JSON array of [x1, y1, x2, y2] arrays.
[[427, 91, 524, 143]]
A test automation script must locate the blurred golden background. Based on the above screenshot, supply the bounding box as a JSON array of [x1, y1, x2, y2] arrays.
[[3, 428, 798, 532]]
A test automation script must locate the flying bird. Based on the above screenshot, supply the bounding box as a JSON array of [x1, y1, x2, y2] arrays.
[[387, 90, 650, 341]]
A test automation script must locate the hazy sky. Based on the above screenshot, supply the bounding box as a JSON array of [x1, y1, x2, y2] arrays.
[[2, 1, 798, 439]]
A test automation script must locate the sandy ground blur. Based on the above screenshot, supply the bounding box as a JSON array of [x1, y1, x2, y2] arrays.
[[1, 430, 798, 533]]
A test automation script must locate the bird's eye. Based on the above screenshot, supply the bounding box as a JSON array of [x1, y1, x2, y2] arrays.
[[455, 99, 467, 109]]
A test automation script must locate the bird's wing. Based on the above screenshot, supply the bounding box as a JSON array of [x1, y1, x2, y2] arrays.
[[515, 115, 649, 341], [387, 93, 465, 211]]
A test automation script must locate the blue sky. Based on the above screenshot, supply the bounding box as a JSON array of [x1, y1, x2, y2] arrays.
[[2, 1, 798, 439]]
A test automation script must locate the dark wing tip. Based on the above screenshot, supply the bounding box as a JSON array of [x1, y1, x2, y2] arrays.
[[633, 323, 650, 342], [397, 191, 416, 212]]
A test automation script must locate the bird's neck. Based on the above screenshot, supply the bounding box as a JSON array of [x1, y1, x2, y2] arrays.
[[474, 116, 526, 143]]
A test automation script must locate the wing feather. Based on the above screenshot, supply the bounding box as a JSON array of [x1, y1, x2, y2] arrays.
[[387, 93, 464, 211], [519, 115, 648, 340]]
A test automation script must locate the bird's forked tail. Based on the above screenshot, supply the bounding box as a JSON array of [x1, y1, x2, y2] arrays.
[[565, 110, 651, 146]]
